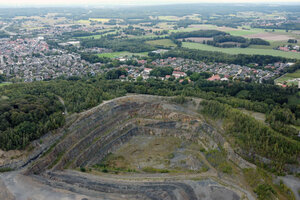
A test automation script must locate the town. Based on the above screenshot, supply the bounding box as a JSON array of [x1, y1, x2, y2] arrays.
[[0, 36, 294, 84]]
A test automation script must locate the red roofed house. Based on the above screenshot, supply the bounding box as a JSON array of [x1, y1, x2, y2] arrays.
[[172, 71, 186, 79], [207, 74, 221, 81], [144, 68, 153, 74]]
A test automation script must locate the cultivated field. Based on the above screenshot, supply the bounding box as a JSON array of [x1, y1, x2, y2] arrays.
[[179, 37, 213, 43], [89, 18, 110, 22], [97, 51, 148, 58], [244, 32, 296, 41], [76, 30, 118, 39], [182, 42, 300, 59], [146, 39, 177, 47]]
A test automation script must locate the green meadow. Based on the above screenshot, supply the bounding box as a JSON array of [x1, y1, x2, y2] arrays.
[[182, 42, 300, 59], [97, 51, 148, 58], [146, 39, 177, 47], [0, 82, 12, 87]]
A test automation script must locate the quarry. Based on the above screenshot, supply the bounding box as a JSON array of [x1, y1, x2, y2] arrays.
[[0, 95, 282, 200]]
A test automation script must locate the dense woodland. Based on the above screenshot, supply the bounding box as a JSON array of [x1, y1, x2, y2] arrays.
[[81, 37, 155, 53], [171, 30, 226, 39], [157, 48, 292, 66], [0, 87, 65, 150]]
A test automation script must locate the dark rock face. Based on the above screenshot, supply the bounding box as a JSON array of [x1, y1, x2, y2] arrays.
[[23, 95, 247, 200]]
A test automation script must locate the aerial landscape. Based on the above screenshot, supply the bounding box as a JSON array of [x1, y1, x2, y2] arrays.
[[0, 1, 300, 200]]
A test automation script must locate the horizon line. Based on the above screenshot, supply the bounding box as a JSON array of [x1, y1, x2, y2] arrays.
[[1, 2, 300, 8]]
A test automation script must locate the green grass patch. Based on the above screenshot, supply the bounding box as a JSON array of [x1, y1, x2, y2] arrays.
[[146, 39, 177, 48], [89, 18, 110, 22], [0, 82, 12, 87], [205, 149, 232, 174], [76, 30, 117, 39], [76, 20, 90, 25], [0, 167, 13, 173], [93, 153, 136, 174], [158, 16, 181, 21], [97, 51, 148, 58], [182, 42, 300, 59]]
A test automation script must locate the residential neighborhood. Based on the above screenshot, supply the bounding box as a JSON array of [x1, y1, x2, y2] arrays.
[[0, 36, 293, 83]]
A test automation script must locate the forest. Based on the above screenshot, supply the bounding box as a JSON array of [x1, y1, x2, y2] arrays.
[[81, 37, 155, 53], [158, 48, 292, 66], [171, 30, 226, 39]]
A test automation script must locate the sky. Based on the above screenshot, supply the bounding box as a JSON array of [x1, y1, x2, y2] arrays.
[[0, 0, 299, 6]]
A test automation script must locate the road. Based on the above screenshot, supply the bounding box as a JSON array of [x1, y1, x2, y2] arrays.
[[0, 23, 17, 36]]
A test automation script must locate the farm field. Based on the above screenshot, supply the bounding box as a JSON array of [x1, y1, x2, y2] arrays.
[[158, 16, 181, 21], [97, 51, 148, 58], [275, 69, 300, 86], [89, 18, 110, 22], [182, 42, 300, 59], [146, 39, 177, 47], [76, 20, 90, 25], [178, 37, 213, 43], [76, 30, 118, 39], [127, 34, 168, 39], [157, 15, 201, 21], [181, 24, 298, 40]]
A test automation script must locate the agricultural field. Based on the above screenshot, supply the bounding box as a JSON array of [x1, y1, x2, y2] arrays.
[[275, 69, 300, 86], [145, 39, 177, 48], [182, 42, 300, 59], [76, 30, 118, 39], [157, 14, 201, 21], [89, 18, 110, 23], [158, 16, 181, 21], [183, 24, 298, 40], [76, 20, 91, 25], [97, 51, 148, 58], [178, 37, 213, 43]]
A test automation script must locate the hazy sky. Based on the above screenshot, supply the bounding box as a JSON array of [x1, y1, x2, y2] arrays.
[[0, 0, 299, 6]]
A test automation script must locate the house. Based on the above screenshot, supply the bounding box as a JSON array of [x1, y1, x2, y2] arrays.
[[165, 75, 171, 79], [138, 60, 147, 65], [144, 68, 153, 74], [276, 83, 287, 88], [119, 75, 126, 79], [207, 74, 221, 81], [172, 71, 186, 79]]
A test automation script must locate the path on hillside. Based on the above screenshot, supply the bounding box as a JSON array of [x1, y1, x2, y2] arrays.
[[57, 96, 68, 115]]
